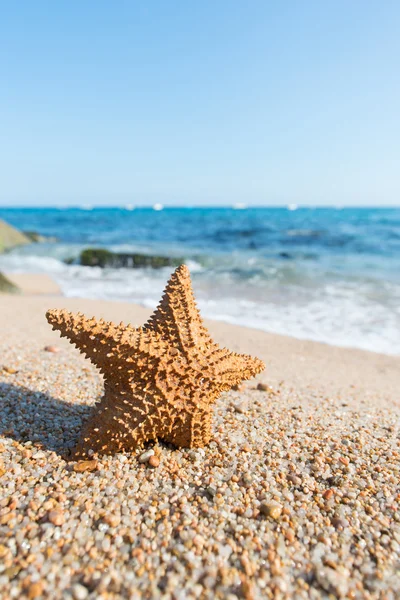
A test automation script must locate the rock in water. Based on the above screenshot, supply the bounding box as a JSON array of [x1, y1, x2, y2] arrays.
[[46, 264, 265, 458], [79, 248, 182, 269]]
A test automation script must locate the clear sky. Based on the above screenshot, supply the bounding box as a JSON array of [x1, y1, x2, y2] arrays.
[[1, 1, 399, 207]]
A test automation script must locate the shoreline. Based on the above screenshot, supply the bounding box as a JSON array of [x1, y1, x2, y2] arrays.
[[2, 271, 399, 359], [1, 285, 399, 403]]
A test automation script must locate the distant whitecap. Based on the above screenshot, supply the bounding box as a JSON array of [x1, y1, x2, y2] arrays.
[[287, 203, 298, 211], [153, 203, 164, 211], [125, 204, 135, 211], [233, 203, 247, 210]]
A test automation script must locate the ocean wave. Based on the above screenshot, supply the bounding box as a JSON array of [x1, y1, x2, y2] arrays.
[[0, 253, 67, 274]]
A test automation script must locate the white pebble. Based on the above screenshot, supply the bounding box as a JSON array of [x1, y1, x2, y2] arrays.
[[138, 449, 155, 463], [71, 583, 89, 600]]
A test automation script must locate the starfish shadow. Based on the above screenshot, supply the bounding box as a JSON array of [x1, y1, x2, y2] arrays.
[[0, 382, 94, 455]]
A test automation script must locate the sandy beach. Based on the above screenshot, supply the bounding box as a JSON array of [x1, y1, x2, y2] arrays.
[[1, 281, 399, 599]]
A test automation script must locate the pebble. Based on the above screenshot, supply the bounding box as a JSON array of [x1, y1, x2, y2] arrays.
[[331, 517, 349, 530], [71, 583, 89, 600], [2, 366, 18, 374], [188, 450, 199, 461], [242, 473, 253, 486], [206, 485, 217, 498], [257, 382, 271, 392], [323, 488, 334, 500], [104, 514, 121, 527], [287, 473, 301, 486], [73, 460, 98, 473], [148, 455, 160, 468], [232, 402, 246, 413], [315, 567, 349, 597], [47, 509, 65, 526], [27, 582, 44, 599], [138, 449, 155, 463], [260, 503, 283, 519], [43, 345, 60, 353]]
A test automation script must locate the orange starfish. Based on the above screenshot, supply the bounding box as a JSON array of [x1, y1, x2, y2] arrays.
[[46, 265, 264, 457]]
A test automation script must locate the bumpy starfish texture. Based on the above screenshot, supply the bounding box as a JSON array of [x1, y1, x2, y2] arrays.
[[46, 265, 265, 457]]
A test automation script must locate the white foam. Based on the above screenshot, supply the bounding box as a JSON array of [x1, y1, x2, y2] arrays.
[[0, 254, 67, 274], [184, 259, 204, 273]]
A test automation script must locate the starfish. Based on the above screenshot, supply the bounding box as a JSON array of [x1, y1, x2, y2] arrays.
[[46, 265, 265, 458]]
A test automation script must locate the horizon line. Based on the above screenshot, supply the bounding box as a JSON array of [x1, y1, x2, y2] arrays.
[[0, 203, 399, 210]]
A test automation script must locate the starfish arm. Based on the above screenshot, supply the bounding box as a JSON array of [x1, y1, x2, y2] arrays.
[[144, 264, 213, 351], [205, 347, 265, 392], [46, 309, 143, 370]]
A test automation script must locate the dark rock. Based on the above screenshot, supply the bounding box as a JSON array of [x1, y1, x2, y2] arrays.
[[79, 248, 183, 269]]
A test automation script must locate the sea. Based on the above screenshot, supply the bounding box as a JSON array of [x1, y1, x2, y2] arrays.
[[0, 206, 399, 356]]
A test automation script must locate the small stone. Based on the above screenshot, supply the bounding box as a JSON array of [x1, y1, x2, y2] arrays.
[[0, 513, 14, 525], [5, 565, 20, 578], [260, 502, 282, 520], [27, 581, 44, 599], [323, 488, 334, 500], [232, 384, 245, 392], [2, 366, 18, 374], [257, 383, 271, 392], [47, 509, 65, 526], [287, 473, 301, 486], [188, 450, 199, 461], [232, 403, 246, 413], [315, 566, 349, 597], [148, 455, 160, 468], [44, 345, 60, 353], [193, 534, 205, 548], [240, 576, 254, 600], [71, 583, 89, 600], [73, 460, 98, 473], [104, 514, 121, 527], [138, 449, 155, 463], [285, 529, 295, 543], [242, 473, 253, 486], [206, 485, 217, 498], [331, 517, 349, 530], [0, 462, 5, 477]]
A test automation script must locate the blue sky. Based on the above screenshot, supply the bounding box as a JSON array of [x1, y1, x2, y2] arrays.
[[1, 1, 399, 206]]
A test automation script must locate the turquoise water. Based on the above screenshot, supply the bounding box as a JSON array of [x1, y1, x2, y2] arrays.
[[1, 206, 399, 354]]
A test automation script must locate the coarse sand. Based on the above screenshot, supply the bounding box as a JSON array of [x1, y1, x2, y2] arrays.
[[0, 292, 399, 599]]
